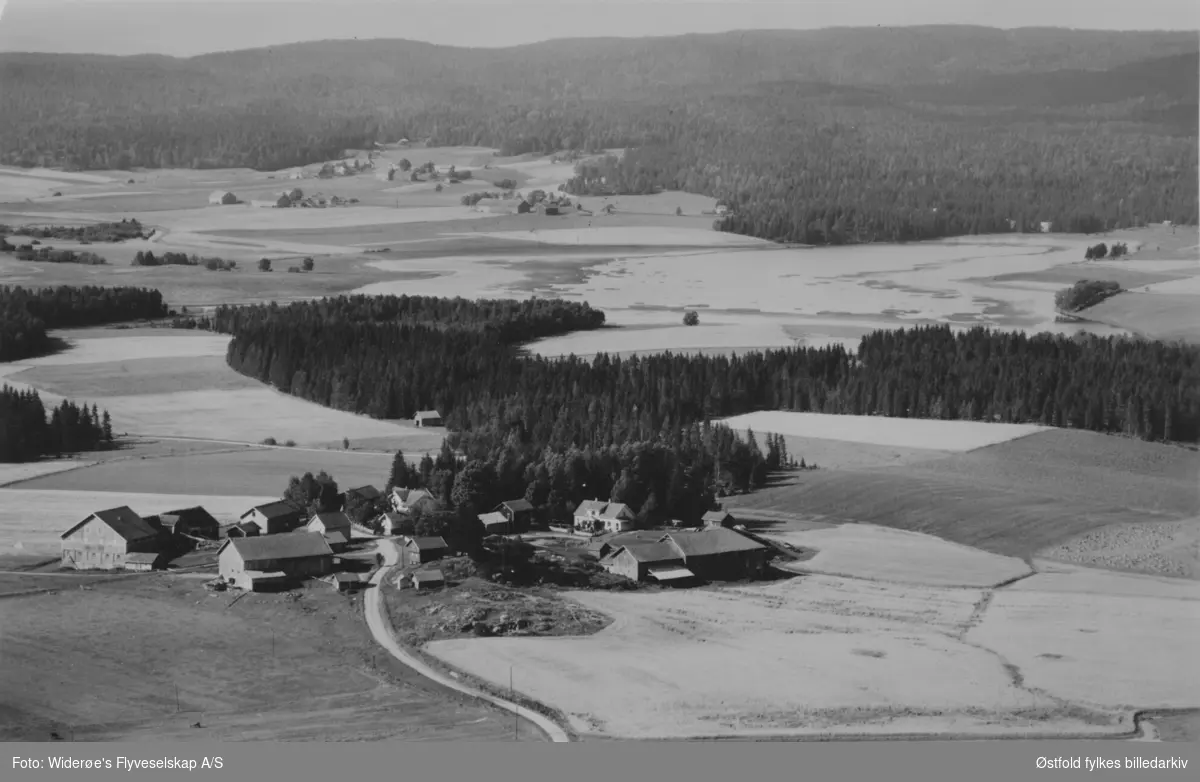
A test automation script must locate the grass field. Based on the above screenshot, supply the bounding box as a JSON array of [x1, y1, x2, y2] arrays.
[[725, 429, 1200, 571], [0, 488, 276, 555], [14, 447, 396, 498], [0, 459, 96, 487], [720, 411, 1048, 451], [0, 576, 544, 741], [1080, 292, 1200, 343], [426, 569, 1156, 740]]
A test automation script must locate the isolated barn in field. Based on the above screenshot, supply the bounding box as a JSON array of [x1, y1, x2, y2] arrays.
[[413, 410, 443, 427], [217, 532, 334, 591], [239, 500, 306, 536], [402, 536, 449, 566], [60, 506, 163, 571], [208, 191, 237, 205], [573, 500, 637, 535]]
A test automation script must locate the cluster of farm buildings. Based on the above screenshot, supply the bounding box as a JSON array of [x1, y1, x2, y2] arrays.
[[59, 467, 770, 591]]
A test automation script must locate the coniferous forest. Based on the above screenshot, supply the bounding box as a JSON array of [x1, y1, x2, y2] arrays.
[[0, 386, 114, 462], [208, 295, 1200, 453], [1, 30, 1195, 245], [0, 285, 169, 362]]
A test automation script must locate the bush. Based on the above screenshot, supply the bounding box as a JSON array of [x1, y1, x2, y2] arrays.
[[683, 310, 699, 326], [261, 437, 277, 445], [1054, 280, 1123, 312], [284, 439, 296, 447], [257, 258, 272, 272]]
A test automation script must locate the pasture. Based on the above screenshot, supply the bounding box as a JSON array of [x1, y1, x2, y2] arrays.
[[426, 569, 1162, 740], [0, 577, 543, 741]]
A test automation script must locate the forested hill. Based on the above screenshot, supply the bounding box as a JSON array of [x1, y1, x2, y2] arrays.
[[1, 27, 1196, 243]]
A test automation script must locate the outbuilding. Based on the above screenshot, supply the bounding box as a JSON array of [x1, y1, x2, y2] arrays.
[[701, 510, 736, 529], [152, 506, 221, 539], [217, 532, 334, 590], [412, 569, 445, 590], [413, 410, 443, 427], [307, 511, 352, 539], [494, 499, 534, 531], [239, 500, 306, 536], [123, 551, 169, 572], [477, 511, 511, 535], [60, 506, 163, 571], [402, 535, 449, 566]]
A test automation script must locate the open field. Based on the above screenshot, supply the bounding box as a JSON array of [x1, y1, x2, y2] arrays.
[[426, 567, 1175, 739], [1036, 519, 1200, 579], [1079, 292, 1200, 343], [728, 432, 952, 471], [0, 459, 96, 487], [2, 329, 447, 448], [13, 447, 395, 498], [767, 524, 1033, 587], [0, 576, 543, 741], [719, 411, 1048, 452], [725, 429, 1200, 570], [0, 488, 276, 555]]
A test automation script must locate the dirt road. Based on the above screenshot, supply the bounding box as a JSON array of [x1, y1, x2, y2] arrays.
[[363, 539, 571, 743]]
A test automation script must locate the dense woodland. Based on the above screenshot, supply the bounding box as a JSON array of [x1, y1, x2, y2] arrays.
[[1, 29, 1195, 245], [8, 246, 107, 265], [0, 385, 114, 462], [0, 219, 149, 243], [0, 285, 169, 362], [202, 295, 1200, 463]]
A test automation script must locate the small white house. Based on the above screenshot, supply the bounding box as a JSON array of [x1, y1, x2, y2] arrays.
[[573, 500, 637, 535], [390, 487, 437, 515]]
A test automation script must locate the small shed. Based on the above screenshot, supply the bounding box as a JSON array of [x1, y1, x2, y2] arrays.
[[124, 552, 168, 572], [227, 521, 261, 538], [154, 506, 220, 539], [702, 510, 736, 529], [329, 572, 365, 592], [477, 511, 511, 535], [413, 410, 443, 428], [208, 191, 237, 205], [516, 200, 532, 214], [495, 499, 534, 531], [412, 569, 445, 590], [402, 535, 449, 566]]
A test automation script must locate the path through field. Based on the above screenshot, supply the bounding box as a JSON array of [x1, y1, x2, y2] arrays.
[[364, 539, 571, 743]]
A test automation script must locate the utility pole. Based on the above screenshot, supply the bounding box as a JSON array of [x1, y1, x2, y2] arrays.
[[511, 666, 517, 741]]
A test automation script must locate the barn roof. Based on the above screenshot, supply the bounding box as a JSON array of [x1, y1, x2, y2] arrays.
[[414, 569, 445, 582], [499, 499, 534, 513], [702, 510, 735, 524], [588, 530, 662, 554], [125, 552, 165, 564], [611, 542, 684, 564], [218, 532, 333, 561], [406, 536, 448, 551], [159, 506, 219, 530], [574, 499, 608, 516], [243, 500, 304, 521], [233, 520, 261, 535], [663, 528, 766, 557], [310, 511, 352, 531], [414, 410, 442, 419], [61, 506, 159, 542], [648, 566, 695, 582], [478, 512, 509, 527], [346, 485, 381, 501], [323, 529, 351, 546]]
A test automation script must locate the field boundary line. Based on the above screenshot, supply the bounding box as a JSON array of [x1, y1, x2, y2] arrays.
[[363, 539, 572, 743]]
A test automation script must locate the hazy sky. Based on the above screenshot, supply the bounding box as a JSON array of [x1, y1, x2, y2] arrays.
[[0, 0, 1196, 56]]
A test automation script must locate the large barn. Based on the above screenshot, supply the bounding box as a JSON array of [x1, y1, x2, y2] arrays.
[[401, 536, 449, 566], [60, 507, 163, 570], [148, 506, 220, 539], [217, 532, 334, 590], [599, 527, 769, 584], [239, 500, 306, 535]]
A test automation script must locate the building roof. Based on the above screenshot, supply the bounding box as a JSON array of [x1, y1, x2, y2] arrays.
[[478, 512, 510, 527], [574, 499, 607, 516], [406, 536, 448, 551], [702, 510, 735, 524], [61, 506, 160, 542], [413, 569, 445, 582], [233, 520, 261, 535], [588, 530, 662, 554], [346, 485, 381, 501], [499, 499, 534, 513], [218, 532, 334, 562], [610, 542, 684, 564], [601, 502, 634, 520], [414, 410, 442, 420], [573, 500, 635, 519], [648, 566, 695, 581], [334, 572, 364, 583], [309, 511, 352, 532], [393, 487, 433, 504], [243, 500, 305, 521], [663, 528, 767, 558], [158, 506, 220, 531], [125, 552, 165, 564], [323, 529, 351, 546]]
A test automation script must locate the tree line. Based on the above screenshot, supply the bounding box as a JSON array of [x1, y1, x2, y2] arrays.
[[0, 285, 169, 362], [1055, 281, 1124, 313], [196, 295, 1200, 455], [0, 385, 114, 463], [0, 219, 149, 243]]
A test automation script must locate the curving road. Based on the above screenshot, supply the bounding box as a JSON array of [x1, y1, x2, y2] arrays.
[[363, 538, 571, 743]]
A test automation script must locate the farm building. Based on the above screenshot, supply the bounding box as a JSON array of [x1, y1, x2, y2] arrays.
[[402, 536, 449, 566], [307, 511, 352, 539], [477, 511, 511, 535], [599, 527, 769, 584], [390, 487, 438, 515], [60, 506, 164, 571], [208, 191, 237, 205], [148, 506, 220, 539], [322, 529, 351, 553], [702, 510, 736, 529], [227, 521, 261, 538], [378, 511, 407, 536], [345, 485, 382, 505], [516, 200, 532, 214], [239, 500, 306, 536], [287, 170, 306, 180], [217, 532, 334, 591], [412, 569, 445, 590], [328, 572, 366, 592], [124, 552, 169, 572], [587, 530, 668, 560], [413, 410, 443, 427], [1040, 221, 1054, 233], [573, 500, 637, 535], [494, 499, 535, 531]]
